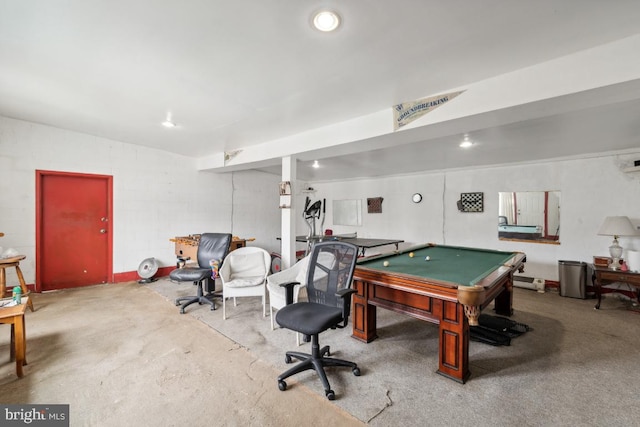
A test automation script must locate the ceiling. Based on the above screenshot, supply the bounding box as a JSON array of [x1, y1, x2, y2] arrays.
[[1, 1, 640, 182]]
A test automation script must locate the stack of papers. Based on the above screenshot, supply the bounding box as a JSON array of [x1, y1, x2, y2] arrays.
[[0, 296, 28, 308]]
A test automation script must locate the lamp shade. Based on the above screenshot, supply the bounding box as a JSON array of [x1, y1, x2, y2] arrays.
[[597, 216, 637, 237]]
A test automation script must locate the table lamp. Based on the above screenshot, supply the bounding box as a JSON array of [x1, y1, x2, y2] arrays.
[[597, 216, 637, 270]]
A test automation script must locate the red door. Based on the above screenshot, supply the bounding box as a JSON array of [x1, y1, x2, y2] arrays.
[[36, 171, 113, 291]]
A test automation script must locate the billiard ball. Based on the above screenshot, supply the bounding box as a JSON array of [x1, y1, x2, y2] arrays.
[[383, 261, 390, 267], [425, 256, 431, 261], [409, 252, 414, 258]]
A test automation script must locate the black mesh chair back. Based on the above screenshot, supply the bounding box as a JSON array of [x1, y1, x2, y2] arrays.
[[275, 241, 360, 400], [305, 241, 357, 314]]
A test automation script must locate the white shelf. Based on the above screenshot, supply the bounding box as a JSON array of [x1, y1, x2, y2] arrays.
[[623, 166, 640, 173]]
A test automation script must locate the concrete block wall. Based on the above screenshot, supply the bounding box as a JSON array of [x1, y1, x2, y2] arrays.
[[228, 169, 281, 255], [0, 116, 278, 285]]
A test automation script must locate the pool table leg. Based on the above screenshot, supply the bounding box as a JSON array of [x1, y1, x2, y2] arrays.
[[494, 280, 514, 317], [351, 279, 377, 342], [437, 300, 470, 383]]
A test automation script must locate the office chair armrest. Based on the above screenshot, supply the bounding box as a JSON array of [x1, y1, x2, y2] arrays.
[[336, 288, 358, 305], [336, 288, 356, 299], [279, 281, 301, 305], [336, 288, 357, 326]]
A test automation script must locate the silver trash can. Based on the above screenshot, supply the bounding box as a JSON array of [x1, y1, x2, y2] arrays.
[[558, 260, 587, 299]]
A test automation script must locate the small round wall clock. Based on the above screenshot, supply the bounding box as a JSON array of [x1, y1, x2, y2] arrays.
[[412, 193, 422, 203]]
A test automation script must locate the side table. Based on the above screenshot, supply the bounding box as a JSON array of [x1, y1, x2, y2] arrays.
[[592, 266, 640, 309], [0, 296, 29, 377]]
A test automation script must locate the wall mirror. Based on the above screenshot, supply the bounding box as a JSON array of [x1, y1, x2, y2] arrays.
[[333, 199, 362, 226], [498, 191, 560, 244]]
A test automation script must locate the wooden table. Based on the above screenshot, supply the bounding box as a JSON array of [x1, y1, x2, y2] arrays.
[[592, 266, 640, 309], [0, 296, 29, 377]]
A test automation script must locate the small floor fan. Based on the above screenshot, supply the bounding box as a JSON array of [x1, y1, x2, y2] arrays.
[[137, 257, 159, 284]]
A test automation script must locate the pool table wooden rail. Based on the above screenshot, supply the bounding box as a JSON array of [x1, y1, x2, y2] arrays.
[[351, 249, 526, 383]]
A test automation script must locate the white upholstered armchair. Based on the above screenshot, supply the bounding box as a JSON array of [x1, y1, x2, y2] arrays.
[[219, 247, 271, 320]]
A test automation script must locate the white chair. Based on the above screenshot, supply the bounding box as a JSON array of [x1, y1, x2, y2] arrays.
[[267, 256, 310, 345], [220, 246, 271, 320]]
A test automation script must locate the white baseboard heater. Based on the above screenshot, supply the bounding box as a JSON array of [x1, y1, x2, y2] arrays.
[[514, 276, 545, 293]]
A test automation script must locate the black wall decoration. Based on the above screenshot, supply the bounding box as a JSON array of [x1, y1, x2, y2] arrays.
[[367, 197, 383, 213], [458, 192, 484, 212]]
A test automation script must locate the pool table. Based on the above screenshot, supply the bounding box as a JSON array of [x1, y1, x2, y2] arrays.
[[351, 243, 526, 383]]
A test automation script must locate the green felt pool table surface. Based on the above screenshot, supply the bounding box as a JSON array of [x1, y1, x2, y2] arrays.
[[357, 244, 518, 287], [352, 243, 526, 383]]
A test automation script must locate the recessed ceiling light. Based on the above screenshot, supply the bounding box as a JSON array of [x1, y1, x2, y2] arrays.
[[312, 10, 341, 32], [162, 112, 176, 128], [459, 135, 473, 148], [312, 160, 320, 168]]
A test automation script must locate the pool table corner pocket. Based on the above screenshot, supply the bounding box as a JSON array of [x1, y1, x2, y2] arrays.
[[457, 285, 486, 326]]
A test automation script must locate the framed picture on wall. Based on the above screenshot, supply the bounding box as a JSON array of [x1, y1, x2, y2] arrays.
[[279, 181, 291, 195]]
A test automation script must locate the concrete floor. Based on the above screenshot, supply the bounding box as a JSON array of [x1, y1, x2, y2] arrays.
[[0, 283, 363, 427]]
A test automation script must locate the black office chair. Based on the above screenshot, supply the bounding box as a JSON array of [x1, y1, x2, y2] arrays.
[[275, 241, 360, 400], [170, 233, 232, 314]]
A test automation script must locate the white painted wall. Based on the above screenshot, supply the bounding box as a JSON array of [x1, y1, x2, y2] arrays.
[[0, 117, 280, 285], [229, 169, 281, 255], [3, 115, 640, 286], [304, 153, 640, 281]]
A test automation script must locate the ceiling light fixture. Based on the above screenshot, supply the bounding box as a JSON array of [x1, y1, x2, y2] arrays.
[[312, 10, 341, 32], [312, 160, 320, 168], [162, 112, 176, 128], [459, 135, 473, 148]]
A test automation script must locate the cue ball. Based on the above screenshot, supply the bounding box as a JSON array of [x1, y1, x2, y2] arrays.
[[425, 256, 431, 261], [409, 252, 414, 258], [383, 261, 390, 267]]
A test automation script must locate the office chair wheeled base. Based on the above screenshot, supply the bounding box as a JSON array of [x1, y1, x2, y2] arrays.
[[175, 280, 219, 314], [277, 335, 360, 401]]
